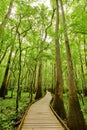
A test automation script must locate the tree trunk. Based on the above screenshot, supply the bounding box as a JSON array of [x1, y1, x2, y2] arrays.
[[30, 79, 33, 103], [51, 63, 55, 93], [83, 35, 87, 68], [16, 33, 22, 113], [77, 40, 86, 90], [0, 45, 10, 64], [32, 65, 37, 93], [83, 35, 87, 96], [52, 0, 66, 120], [0, 46, 13, 98], [35, 61, 42, 99], [60, 0, 86, 129]]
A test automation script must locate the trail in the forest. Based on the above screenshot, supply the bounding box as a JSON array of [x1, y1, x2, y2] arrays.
[[19, 92, 65, 130]]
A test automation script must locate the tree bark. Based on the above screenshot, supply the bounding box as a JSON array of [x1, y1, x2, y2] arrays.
[[51, 63, 55, 93], [35, 61, 42, 99], [16, 32, 22, 113], [83, 35, 87, 68], [77, 41, 86, 89], [32, 65, 37, 93], [52, 0, 66, 119], [0, 46, 13, 98], [0, 44, 10, 64], [60, 0, 86, 129]]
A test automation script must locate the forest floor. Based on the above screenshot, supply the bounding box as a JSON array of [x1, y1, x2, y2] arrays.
[[0, 91, 35, 130]]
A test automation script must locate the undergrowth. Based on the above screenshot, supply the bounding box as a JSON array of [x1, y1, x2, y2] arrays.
[[0, 91, 34, 130]]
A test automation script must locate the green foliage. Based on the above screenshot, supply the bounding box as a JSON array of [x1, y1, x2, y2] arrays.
[[50, 0, 56, 9], [0, 91, 32, 130], [0, 0, 10, 22]]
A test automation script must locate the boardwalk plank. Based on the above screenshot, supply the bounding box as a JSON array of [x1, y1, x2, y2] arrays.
[[21, 92, 65, 130]]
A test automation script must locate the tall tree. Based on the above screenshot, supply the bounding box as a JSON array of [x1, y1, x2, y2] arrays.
[[35, 60, 42, 99], [16, 31, 22, 113], [35, 6, 55, 99], [52, 0, 66, 119], [0, 44, 10, 64], [77, 39, 86, 89], [0, 46, 13, 98], [60, 0, 86, 129], [84, 35, 87, 69]]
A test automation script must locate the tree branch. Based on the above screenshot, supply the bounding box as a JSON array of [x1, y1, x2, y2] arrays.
[[44, 8, 56, 41]]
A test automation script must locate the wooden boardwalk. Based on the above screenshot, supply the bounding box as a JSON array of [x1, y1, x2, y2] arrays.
[[20, 92, 65, 130]]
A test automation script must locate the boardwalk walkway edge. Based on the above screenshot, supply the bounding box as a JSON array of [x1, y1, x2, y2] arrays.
[[50, 104, 70, 130]]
